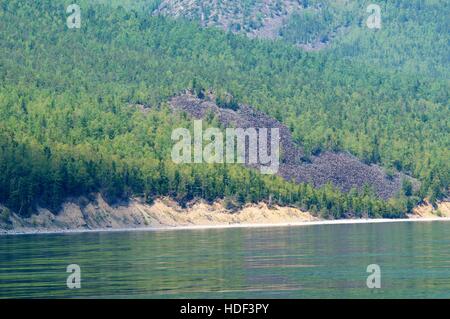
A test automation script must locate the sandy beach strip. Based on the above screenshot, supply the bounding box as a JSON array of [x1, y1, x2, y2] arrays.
[[3, 216, 450, 236]]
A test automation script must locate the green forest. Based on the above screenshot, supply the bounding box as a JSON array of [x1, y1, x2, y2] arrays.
[[282, 0, 449, 79], [0, 0, 448, 219]]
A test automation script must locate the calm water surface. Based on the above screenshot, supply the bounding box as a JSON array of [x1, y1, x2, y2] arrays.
[[1, 221, 450, 298]]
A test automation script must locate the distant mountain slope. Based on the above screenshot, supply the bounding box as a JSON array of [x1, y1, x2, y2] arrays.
[[150, 0, 339, 48], [153, 0, 303, 40], [148, 0, 449, 78]]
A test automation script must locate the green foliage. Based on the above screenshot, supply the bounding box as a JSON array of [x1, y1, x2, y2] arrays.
[[280, 7, 336, 44], [215, 92, 239, 111], [402, 179, 413, 197], [0, 0, 448, 219], [0, 207, 11, 224], [281, 0, 449, 79]]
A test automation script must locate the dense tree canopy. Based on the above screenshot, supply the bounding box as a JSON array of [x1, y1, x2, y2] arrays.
[[0, 0, 448, 218]]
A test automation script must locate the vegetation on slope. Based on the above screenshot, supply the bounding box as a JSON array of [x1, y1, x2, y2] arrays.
[[0, 0, 448, 219], [148, 0, 450, 78]]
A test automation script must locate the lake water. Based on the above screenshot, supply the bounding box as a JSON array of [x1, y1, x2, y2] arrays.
[[1, 221, 450, 298]]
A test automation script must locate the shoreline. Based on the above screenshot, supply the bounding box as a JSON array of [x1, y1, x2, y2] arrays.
[[2, 216, 450, 236], [2, 196, 448, 236]]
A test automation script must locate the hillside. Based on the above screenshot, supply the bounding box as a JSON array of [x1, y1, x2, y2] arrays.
[[153, 0, 302, 40], [167, 92, 415, 199], [0, 0, 448, 221], [149, 0, 450, 78]]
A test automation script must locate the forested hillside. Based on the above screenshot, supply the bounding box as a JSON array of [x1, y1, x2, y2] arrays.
[[148, 0, 449, 78], [0, 0, 448, 220]]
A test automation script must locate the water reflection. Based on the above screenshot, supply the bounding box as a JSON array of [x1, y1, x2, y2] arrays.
[[1, 221, 450, 298]]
